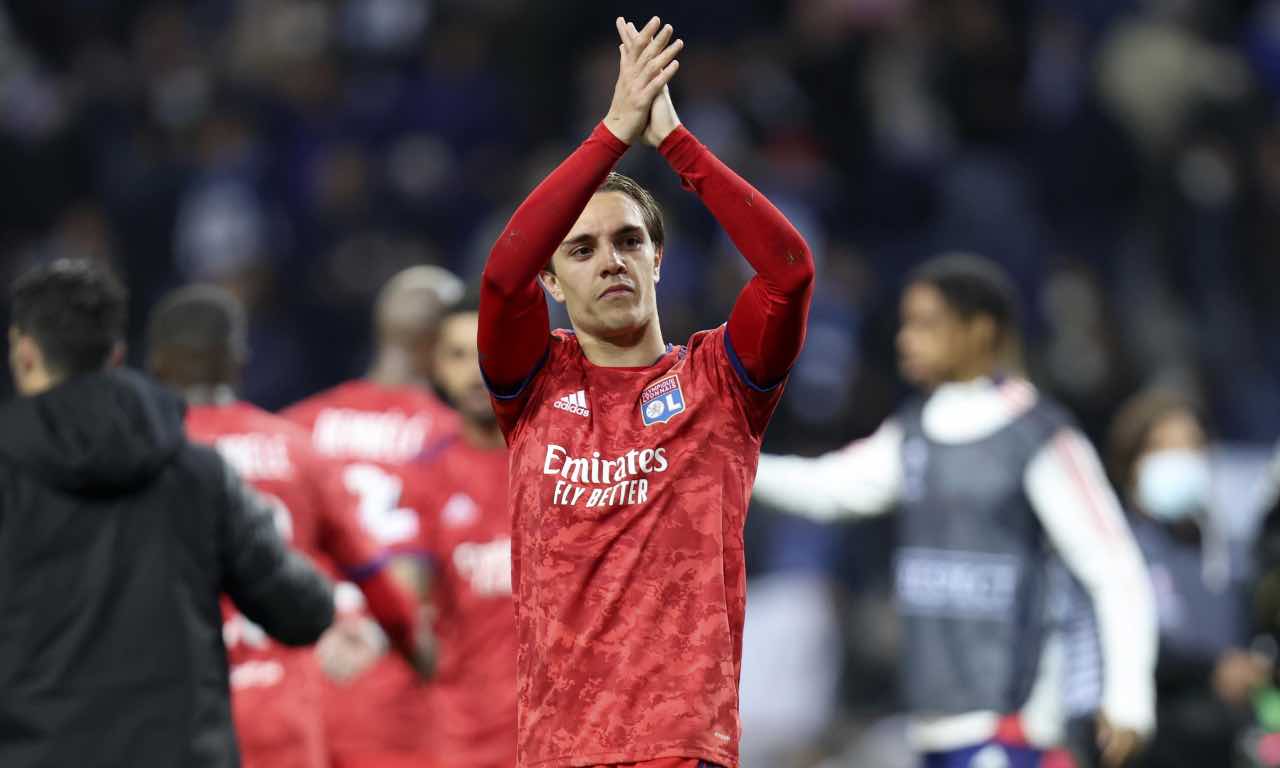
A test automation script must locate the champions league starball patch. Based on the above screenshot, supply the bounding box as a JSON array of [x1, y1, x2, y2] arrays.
[[640, 375, 686, 426]]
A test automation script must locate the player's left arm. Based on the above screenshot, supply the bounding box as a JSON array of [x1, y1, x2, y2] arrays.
[[312, 456, 435, 678], [645, 84, 815, 390], [1024, 427, 1157, 763]]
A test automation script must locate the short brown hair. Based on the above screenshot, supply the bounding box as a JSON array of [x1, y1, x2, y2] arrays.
[[599, 171, 665, 250], [544, 172, 665, 274]]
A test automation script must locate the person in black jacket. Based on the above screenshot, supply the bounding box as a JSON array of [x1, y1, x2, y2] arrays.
[[0, 258, 336, 768]]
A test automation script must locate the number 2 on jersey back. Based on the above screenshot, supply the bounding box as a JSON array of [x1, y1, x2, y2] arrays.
[[342, 463, 419, 544]]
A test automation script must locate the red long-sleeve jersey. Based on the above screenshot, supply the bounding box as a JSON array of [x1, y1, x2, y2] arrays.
[[478, 123, 813, 768]]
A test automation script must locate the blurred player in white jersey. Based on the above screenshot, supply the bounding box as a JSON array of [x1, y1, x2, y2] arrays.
[[753, 254, 1156, 768]]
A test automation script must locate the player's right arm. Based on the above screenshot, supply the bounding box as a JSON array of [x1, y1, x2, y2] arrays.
[[752, 419, 904, 520], [478, 18, 681, 421], [216, 457, 335, 646]]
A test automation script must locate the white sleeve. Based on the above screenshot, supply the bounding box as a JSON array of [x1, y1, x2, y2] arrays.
[[753, 420, 904, 521], [1025, 428, 1157, 736]]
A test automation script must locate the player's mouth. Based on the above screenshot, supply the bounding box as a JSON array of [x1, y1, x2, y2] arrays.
[[598, 283, 635, 300]]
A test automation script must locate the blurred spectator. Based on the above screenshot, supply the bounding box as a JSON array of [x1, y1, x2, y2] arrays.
[[145, 284, 433, 768], [281, 265, 462, 767], [0, 259, 334, 767], [753, 254, 1156, 767], [0, 0, 1274, 450], [1062, 389, 1267, 768]]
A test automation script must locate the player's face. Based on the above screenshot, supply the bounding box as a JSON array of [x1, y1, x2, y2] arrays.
[[432, 311, 493, 425], [8, 327, 44, 395], [1144, 409, 1207, 454], [897, 282, 970, 389], [540, 192, 662, 342]]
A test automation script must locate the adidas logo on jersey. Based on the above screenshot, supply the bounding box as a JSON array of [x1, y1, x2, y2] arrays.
[[553, 390, 590, 418]]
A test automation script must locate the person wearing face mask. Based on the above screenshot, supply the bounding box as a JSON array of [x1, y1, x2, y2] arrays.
[[1060, 389, 1270, 768]]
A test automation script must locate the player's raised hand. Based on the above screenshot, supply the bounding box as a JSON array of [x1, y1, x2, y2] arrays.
[[643, 85, 682, 147], [603, 16, 683, 145], [621, 22, 684, 147]]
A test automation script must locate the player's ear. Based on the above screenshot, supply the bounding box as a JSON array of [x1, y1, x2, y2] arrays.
[[538, 270, 566, 304], [968, 314, 998, 357], [9, 330, 45, 392], [652, 246, 663, 284]]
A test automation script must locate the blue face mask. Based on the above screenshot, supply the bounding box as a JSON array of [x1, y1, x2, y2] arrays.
[[1136, 449, 1212, 522]]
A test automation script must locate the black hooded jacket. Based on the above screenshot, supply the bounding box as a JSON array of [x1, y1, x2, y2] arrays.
[[0, 369, 335, 767]]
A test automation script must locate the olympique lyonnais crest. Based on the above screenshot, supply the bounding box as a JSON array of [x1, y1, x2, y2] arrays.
[[640, 375, 686, 427]]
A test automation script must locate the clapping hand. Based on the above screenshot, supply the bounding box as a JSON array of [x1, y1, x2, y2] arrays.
[[603, 16, 683, 145]]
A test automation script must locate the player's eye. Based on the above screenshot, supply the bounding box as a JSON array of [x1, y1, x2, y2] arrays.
[[622, 236, 642, 249], [571, 246, 592, 259]]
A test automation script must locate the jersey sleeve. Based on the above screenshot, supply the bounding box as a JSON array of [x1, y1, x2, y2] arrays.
[[694, 325, 784, 440], [1024, 427, 1157, 736], [487, 332, 567, 441], [659, 127, 814, 389], [480, 122, 629, 430], [217, 456, 335, 646], [753, 419, 905, 520]]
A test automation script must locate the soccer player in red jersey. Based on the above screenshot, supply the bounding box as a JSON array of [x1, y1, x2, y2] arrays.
[[282, 265, 460, 767], [146, 285, 431, 768], [478, 17, 814, 768], [396, 289, 517, 768]]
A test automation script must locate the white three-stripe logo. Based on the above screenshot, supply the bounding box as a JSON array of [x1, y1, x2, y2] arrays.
[[552, 389, 590, 417], [559, 390, 586, 408]]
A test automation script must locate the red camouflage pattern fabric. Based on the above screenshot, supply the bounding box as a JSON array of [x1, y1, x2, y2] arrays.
[[493, 326, 782, 768]]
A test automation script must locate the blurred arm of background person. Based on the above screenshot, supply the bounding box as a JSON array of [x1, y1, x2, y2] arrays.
[[753, 420, 903, 520], [218, 462, 335, 646], [1025, 429, 1156, 766]]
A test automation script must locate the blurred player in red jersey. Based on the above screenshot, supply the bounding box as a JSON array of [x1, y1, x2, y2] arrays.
[[478, 17, 814, 768], [283, 265, 461, 767], [395, 288, 517, 768], [146, 285, 432, 768]]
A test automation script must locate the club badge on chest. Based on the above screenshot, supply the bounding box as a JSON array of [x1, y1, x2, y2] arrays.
[[640, 374, 686, 427]]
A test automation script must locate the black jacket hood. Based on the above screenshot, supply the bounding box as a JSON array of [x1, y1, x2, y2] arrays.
[[0, 368, 187, 495]]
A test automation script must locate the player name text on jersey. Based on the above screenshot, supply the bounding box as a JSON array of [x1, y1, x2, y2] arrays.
[[214, 434, 293, 481], [312, 408, 431, 462]]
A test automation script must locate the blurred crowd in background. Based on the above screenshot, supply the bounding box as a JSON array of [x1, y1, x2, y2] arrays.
[[4, 0, 1280, 765]]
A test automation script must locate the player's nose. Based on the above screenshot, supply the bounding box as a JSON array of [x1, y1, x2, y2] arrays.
[[600, 248, 628, 274]]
